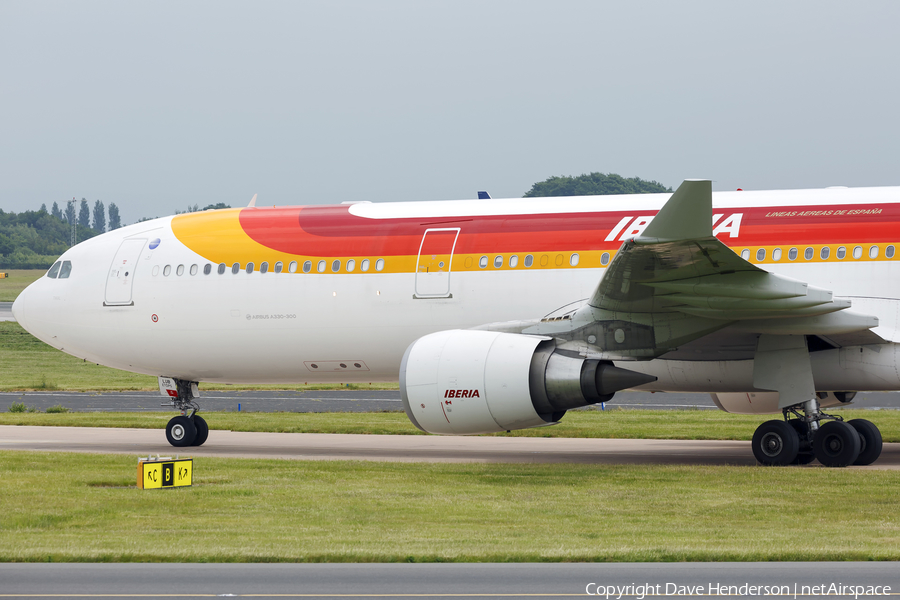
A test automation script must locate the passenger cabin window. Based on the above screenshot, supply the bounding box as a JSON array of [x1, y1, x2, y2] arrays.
[[888, 245, 896, 259], [190, 264, 198, 276], [246, 263, 255, 274], [260, 262, 269, 274], [869, 245, 879, 259], [58, 261, 72, 278], [289, 261, 298, 273], [525, 254, 534, 267], [274, 261, 283, 273], [804, 247, 814, 260], [756, 249, 765, 261], [176, 265, 185, 276], [788, 247, 798, 261], [836, 246, 846, 260], [772, 248, 782, 261], [600, 252, 610, 266], [509, 255, 518, 268], [203, 264, 212, 275], [347, 259, 356, 272], [375, 258, 385, 271], [302, 261, 311, 273], [47, 261, 61, 279], [479, 256, 488, 268], [740, 249, 750, 260], [317, 260, 326, 273], [332, 260, 341, 272], [232, 263, 240, 274], [494, 255, 503, 268], [570, 253, 579, 266], [164, 265, 172, 276], [152, 265, 160, 276], [361, 259, 370, 272], [218, 263, 226, 274], [853, 246, 863, 259], [820, 247, 829, 260]]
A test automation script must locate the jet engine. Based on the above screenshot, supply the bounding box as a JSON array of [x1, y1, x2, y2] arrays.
[[400, 329, 657, 435]]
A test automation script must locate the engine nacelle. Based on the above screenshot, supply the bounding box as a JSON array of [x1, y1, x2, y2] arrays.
[[400, 330, 657, 435]]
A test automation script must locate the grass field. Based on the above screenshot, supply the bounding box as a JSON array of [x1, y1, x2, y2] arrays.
[[1, 450, 898, 562], [3, 408, 899, 442], [0, 269, 43, 302]]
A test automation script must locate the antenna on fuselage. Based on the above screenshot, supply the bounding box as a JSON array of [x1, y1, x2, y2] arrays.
[[247, 193, 258, 208]]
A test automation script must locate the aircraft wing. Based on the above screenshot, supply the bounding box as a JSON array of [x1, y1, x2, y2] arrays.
[[479, 179, 878, 358], [589, 180, 868, 326]]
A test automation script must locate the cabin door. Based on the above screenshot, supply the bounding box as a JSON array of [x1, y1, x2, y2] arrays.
[[414, 228, 460, 299], [104, 238, 146, 306]]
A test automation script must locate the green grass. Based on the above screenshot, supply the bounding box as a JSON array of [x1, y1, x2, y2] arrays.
[[3, 408, 900, 442], [0, 269, 44, 302], [0, 322, 397, 391], [1, 450, 898, 562]]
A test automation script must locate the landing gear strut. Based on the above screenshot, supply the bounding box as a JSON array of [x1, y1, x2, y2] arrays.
[[160, 377, 207, 447], [751, 397, 882, 467]]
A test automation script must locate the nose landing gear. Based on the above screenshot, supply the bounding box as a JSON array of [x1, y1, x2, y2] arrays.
[[159, 377, 208, 447]]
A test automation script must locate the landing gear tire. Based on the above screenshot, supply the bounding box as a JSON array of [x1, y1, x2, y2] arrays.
[[752, 420, 800, 466], [848, 418, 883, 466], [192, 415, 209, 447], [166, 416, 197, 447], [787, 419, 816, 465], [813, 420, 860, 467]]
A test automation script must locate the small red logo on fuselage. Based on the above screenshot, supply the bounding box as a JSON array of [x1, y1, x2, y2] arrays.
[[444, 389, 480, 398]]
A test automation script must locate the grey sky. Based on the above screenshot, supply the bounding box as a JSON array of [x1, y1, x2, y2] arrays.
[[1, 1, 898, 225]]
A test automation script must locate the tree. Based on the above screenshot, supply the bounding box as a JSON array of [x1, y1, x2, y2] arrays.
[[92, 200, 106, 233], [202, 202, 231, 210], [40, 203, 48, 213], [175, 204, 201, 215], [107, 203, 121, 230], [0, 206, 99, 268], [65, 200, 76, 227], [78, 199, 90, 228], [524, 172, 671, 197], [51, 202, 62, 220]]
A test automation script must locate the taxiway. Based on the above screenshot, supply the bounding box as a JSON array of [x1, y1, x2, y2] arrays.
[[2, 425, 899, 468]]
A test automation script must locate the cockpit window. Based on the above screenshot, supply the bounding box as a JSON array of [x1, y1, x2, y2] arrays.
[[47, 261, 61, 279], [58, 261, 73, 279]]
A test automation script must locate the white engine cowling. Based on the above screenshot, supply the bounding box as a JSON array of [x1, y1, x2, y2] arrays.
[[400, 329, 657, 435]]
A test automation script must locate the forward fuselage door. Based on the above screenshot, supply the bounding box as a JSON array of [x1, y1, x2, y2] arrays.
[[104, 238, 146, 306], [414, 228, 460, 299]]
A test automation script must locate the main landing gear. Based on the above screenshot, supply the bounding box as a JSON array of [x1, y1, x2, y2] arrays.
[[161, 378, 208, 448], [751, 398, 882, 467]]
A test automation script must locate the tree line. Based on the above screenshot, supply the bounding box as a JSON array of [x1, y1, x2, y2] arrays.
[[0, 172, 667, 269], [0, 199, 232, 269]]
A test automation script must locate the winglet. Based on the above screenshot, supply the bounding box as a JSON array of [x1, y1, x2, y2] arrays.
[[248, 193, 258, 208], [639, 179, 712, 242], [477, 191, 491, 200]]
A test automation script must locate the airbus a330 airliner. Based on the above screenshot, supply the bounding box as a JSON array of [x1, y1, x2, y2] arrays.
[[12, 180, 900, 467]]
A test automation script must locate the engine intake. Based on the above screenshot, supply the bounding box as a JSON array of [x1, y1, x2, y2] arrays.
[[400, 330, 657, 435]]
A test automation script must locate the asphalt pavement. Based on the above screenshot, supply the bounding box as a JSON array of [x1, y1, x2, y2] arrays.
[[0, 562, 897, 599], [4, 425, 899, 468], [3, 389, 900, 413], [0, 301, 14, 322]]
